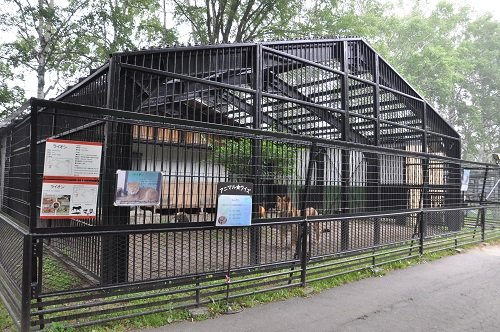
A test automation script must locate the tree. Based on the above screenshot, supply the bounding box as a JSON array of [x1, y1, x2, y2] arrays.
[[301, 0, 499, 161], [370, 2, 499, 161], [87, 0, 178, 62], [0, 0, 93, 98], [172, 0, 303, 43], [0, 61, 24, 116], [211, 138, 300, 179], [459, 14, 500, 161], [0, 0, 178, 102], [299, 0, 387, 38]]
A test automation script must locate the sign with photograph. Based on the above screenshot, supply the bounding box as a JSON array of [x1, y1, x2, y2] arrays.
[[215, 182, 253, 227], [40, 138, 102, 220], [40, 180, 98, 219], [43, 138, 103, 180], [461, 169, 471, 191], [114, 170, 162, 206]]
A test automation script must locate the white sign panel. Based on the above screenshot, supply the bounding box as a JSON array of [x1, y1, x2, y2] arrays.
[[43, 139, 102, 179], [215, 182, 253, 227], [461, 169, 470, 191], [40, 180, 99, 219]]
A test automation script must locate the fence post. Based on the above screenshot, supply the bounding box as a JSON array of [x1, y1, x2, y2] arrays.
[[481, 207, 486, 242], [250, 43, 263, 265], [299, 143, 317, 287], [20, 234, 33, 332], [340, 41, 351, 252], [21, 100, 38, 331], [100, 56, 131, 284], [420, 157, 430, 255], [419, 211, 425, 255], [479, 166, 489, 242], [300, 219, 308, 287]]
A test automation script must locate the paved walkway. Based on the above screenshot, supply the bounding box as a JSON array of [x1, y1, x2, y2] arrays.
[[144, 245, 500, 332]]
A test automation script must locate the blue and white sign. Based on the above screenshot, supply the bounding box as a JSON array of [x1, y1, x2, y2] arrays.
[[215, 182, 253, 227]]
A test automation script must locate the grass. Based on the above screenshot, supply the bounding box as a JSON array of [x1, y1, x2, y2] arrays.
[[1, 233, 500, 331], [0, 303, 15, 332], [42, 254, 83, 293]]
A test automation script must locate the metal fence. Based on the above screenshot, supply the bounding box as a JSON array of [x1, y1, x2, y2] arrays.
[[0, 39, 499, 330]]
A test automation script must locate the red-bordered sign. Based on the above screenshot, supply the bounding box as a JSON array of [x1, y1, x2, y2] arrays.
[[41, 139, 103, 220]]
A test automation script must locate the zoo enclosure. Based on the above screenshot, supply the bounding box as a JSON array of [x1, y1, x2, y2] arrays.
[[0, 38, 499, 330]]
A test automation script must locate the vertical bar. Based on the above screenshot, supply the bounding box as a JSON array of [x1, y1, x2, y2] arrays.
[[480, 166, 489, 241], [421, 103, 429, 252], [481, 206, 486, 242], [418, 211, 425, 255], [479, 166, 489, 204], [299, 143, 317, 286], [420, 158, 429, 255], [372, 53, 381, 245], [101, 55, 131, 284], [250, 43, 263, 265], [422, 103, 428, 154], [29, 101, 38, 233], [0, 135, 7, 209], [28, 100, 39, 329], [20, 234, 33, 332], [340, 41, 350, 251]]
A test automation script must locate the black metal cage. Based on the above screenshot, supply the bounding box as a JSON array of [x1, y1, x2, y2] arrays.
[[0, 38, 498, 330]]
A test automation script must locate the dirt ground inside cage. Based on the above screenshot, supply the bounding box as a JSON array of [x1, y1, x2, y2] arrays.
[[41, 210, 470, 293], [125, 210, 433, 283]]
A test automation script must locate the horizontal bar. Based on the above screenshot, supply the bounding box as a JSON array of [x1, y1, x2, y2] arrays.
[[30, 99, 500, 169], [55, 63, 110, 102], [120, 63, 256, 95], [263, 45, 427, 106], [263, 46, 345, 77], [113, 42, 258, 56], [0, 212, 29, 235]]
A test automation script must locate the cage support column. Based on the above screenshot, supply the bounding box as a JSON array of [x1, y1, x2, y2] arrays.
[[100, 56, 131, 284], [299, 143, 317, 286], [20, 234, 33, 332], [20, 102, 40, 331], [419, 158, 429, 255], [371, 53, 382, 245], [0, 135, 7, 210], [340, 41, 351, 251], [480, 166, 489, 241], [250, 43, 263, 265]]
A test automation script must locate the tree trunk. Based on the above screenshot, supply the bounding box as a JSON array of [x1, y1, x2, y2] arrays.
[[36, 0, 54, 99]]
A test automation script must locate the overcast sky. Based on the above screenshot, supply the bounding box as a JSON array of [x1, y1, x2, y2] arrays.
[[2, 0, 498, 99]]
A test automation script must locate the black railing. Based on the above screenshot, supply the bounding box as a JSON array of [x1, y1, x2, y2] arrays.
[[0, 39, 498, 330]]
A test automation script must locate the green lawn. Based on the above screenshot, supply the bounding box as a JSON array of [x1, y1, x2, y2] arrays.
[[0, 303, 15, 332], [1, 235, 499, 331]]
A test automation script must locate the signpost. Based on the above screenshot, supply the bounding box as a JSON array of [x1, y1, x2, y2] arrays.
[[215, 182, 253, 313]]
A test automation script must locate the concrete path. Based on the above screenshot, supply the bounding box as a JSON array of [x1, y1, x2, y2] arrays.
[[144, 245, 500, 332]]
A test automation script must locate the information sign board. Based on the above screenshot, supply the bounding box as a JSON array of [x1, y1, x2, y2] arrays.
[[40, 180, 98, 219], [215, 182, 253, 227], [43, 138, 102, 180]]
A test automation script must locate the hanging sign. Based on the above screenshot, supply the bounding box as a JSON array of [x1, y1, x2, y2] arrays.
[[215, 182, 253, 227], [41, 138, 103, 220], [43, 138, 103, 180], [461, 169, 470, 191], [114, 170, 162, 206], [40, 180, 98, 219]]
